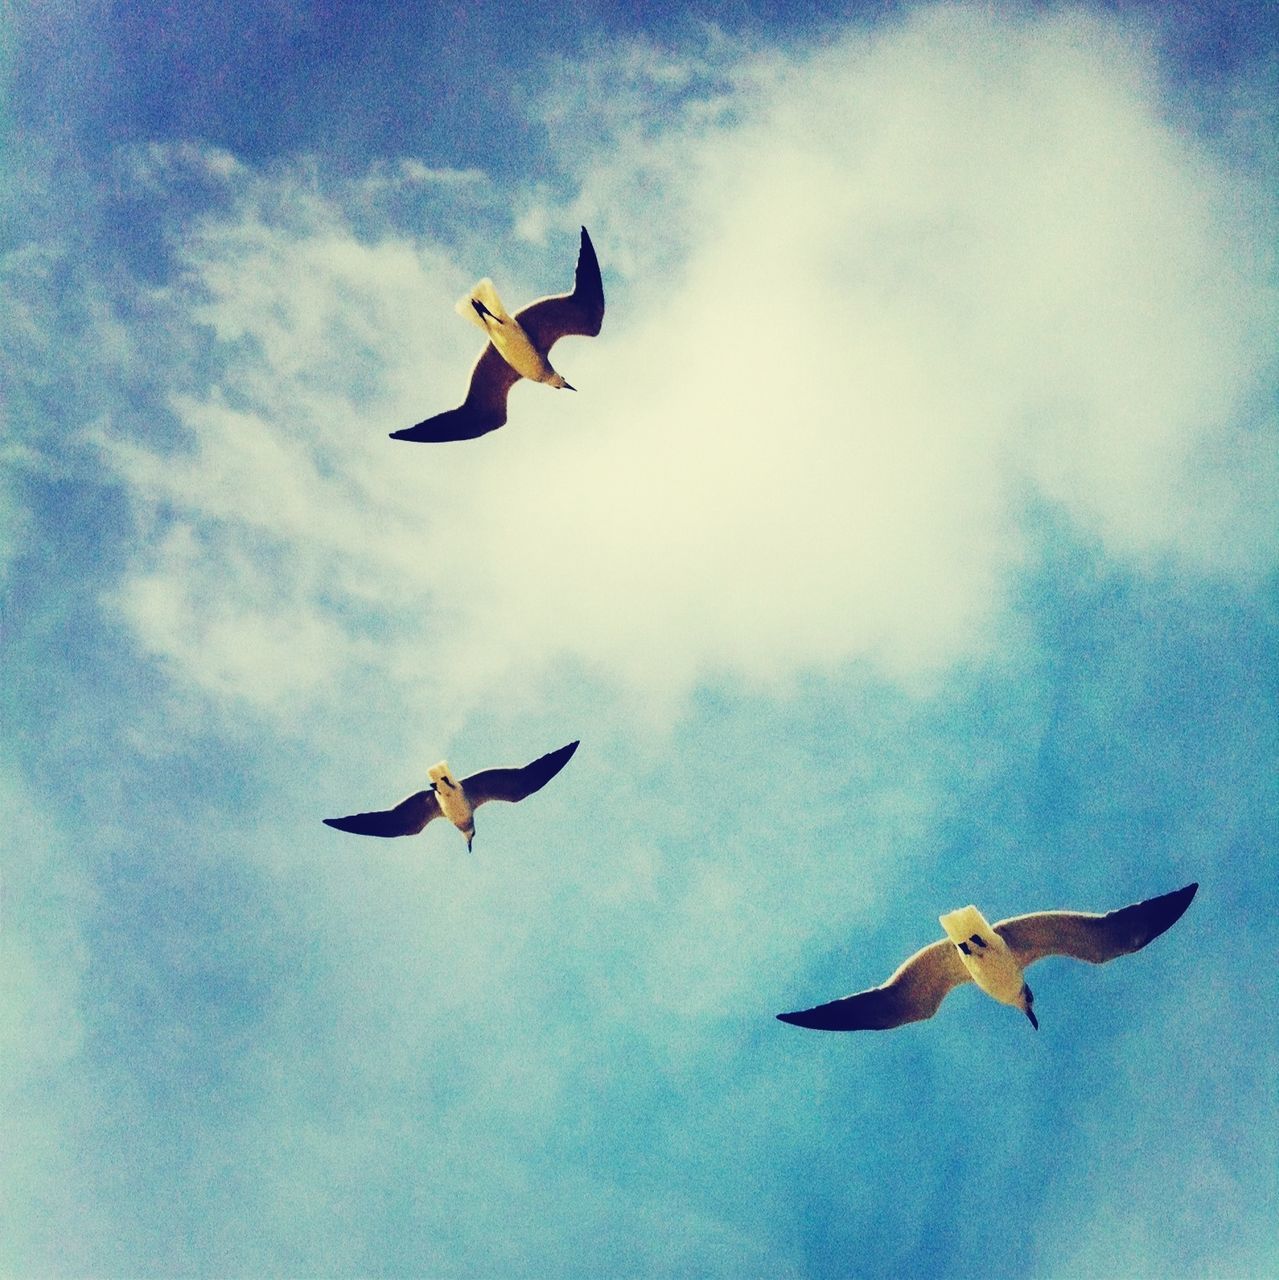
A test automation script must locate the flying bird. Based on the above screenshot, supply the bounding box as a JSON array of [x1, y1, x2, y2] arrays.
[[777, 882, 1198, 1032], [323, 741, 579, 851], [391, 227, 605, 443]]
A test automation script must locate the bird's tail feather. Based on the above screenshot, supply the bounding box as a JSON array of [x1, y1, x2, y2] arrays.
[[939, 906, 993, 945], [455, 278, 511, 331]]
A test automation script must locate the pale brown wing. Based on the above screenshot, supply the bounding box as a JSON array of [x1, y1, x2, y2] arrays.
[[995, 883, 1198, 968], [391, 343, 521, 443], [323, 789, 441, 837], [516, 227, 605, 353], [777, 938, 970, 1031], [463, 741, 579, 808]]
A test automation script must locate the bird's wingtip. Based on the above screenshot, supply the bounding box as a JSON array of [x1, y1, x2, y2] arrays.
[[777, 1010, 816, 1028], [389, 425, 436, 444], [1130, 881, 1200, 948]]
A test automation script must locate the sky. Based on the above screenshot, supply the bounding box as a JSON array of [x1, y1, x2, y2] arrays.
[[2, 1, 1276, 1277]]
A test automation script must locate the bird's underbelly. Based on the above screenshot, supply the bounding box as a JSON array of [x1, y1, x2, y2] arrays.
[[435, 785, 473, 829], [961, 951, 1025, 1006], [490, 322, 554, 383]]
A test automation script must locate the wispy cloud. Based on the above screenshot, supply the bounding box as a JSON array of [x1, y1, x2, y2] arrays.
[[86, 9, 1275, 724]]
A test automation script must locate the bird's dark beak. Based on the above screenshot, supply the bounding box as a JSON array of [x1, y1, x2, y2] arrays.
[[1025, 1007, 1039, 1031], [563, 382, 576, 391]]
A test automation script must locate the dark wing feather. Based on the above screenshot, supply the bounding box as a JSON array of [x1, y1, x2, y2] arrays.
[[777, 939, 970, 1032], [464, 741, 580, 808], [516, 227, 606, 353], [323, 789, 441, 837], [995, 883, 1198, 968], [391, 344, 520, 443]]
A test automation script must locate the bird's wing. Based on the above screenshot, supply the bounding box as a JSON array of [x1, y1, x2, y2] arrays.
[[777, 938, 970, 1031], [463, 741, 580, 808], [995, 882, 1198, 968], [516, 227, 606, 353], [391, 343, 521, 443], [323, 789, 441, 837]]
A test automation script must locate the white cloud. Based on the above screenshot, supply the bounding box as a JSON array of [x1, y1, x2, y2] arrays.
[[115, 522, 362, 708], [395, 159, 488, 187], [125, 140, 244, 190], [94, 7, 1276, 722]]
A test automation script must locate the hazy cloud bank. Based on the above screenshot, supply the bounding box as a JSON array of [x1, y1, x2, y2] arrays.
[[81, 8, 1277, 726]]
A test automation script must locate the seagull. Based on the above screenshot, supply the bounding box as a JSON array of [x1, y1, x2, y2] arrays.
[[323, 741, 579, 851], [777, 882, 1198, 1032], [391, 227, 605, 443]]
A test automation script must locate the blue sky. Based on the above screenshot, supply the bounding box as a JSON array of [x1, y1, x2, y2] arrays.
[[2, 2, 1276, 1277]]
